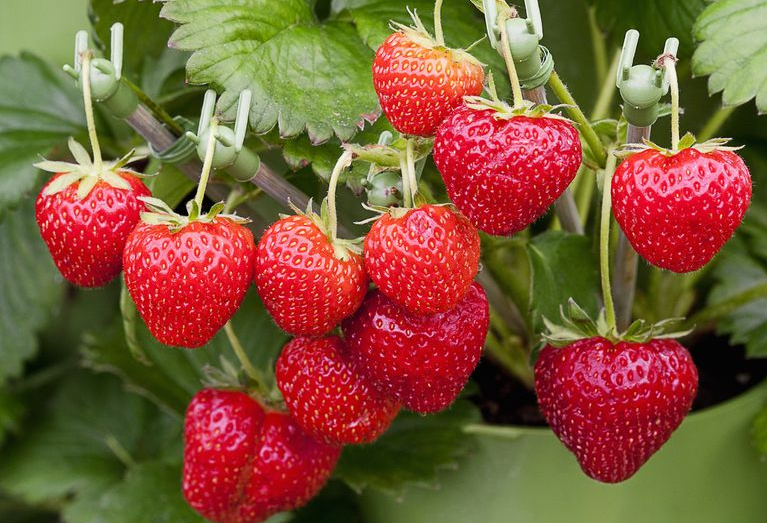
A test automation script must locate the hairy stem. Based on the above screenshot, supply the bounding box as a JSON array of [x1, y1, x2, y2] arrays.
[[599, 152, 618, 333], [499, 16, 525, 109], [664, 58, 681, 150], [80, 52, 103, 170], [405, 138, 418, 204], [193, 118, 218, 210], [399, 153, 412, 208], [327, 150, 354, 243], [433, 0, 445, 47], [548, 70, 608, 168], [223, 322, 269, 394]]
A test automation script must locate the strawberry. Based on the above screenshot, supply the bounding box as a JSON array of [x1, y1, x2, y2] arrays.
[[343, 282, 489, 413], [372, 14, 484, 137], [35, 140, 150, 287], [183, 389, 340, 523], [275, 336, 400, 446], [534, 337, 698, 483], [433, 104, 582, 236], [611, 147, 751, 273], [364, 204, 480, 315], [255, 214, 368, 337], [123, 199, 255, 348]]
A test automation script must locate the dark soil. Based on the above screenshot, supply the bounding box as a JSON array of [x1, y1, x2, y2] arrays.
[[471, 334, 767, 427]]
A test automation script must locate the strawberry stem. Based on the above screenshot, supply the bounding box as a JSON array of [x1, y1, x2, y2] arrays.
[[599, 151, 618, 335], [433, 0, 445, 47], [666, 59, 680, 150], [399, 152, 413, 208], [193, 118, 219, 211], [223, 322, 269, 395], [327, 150, 354, 243], [405, 138, 418, 205], [498, 15, 525, 110], [80, 51, 103, 171]]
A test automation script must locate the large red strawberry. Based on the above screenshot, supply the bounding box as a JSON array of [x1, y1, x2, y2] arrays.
[[611, 147, 751, 273], [372, 14, 484, 137], [534, 337, 698, 483], [255, 214, 368, 337], [35, 141, 150, 287], [183, 389, 340, 523], [433, 104, 582, 236], [276, 336, 400, 446], [343, 282, 489, 413], [364, 204, 480, 315], [123, 200, 255, 348]]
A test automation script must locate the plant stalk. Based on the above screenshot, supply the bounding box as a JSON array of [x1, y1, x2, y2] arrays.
[[327, 150, 354, 243], [433, 0, 445, 47], [548, 70, 608, 168], [80, 52, 103, 170], [590, 49, 620, 120], [406, 138, 418, 204], [599, 151, 618, 333], [193, 118, 218, 210], [699, 105, 736, 142], [223, 322, 269, 394], [499, 15, 525, 109]]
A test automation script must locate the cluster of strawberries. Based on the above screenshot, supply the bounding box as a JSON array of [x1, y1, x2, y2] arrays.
[[33, 2, 754, 522]]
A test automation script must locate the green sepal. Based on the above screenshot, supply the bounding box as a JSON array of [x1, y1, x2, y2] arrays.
[[541, 298, 693, 347], [35, 138, 147, 199], [615, 134, 744, 159], [344, 136, 433, 173], [463, 95, 574, 122], [138, 196, 250, 232], [286, 197, 363, 261]]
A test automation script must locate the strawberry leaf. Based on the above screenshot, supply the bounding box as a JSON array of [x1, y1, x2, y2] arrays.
[[692, 0, 767, 113], [0, 54, 85, 219], [527, 231, 601, 336], [82, 290, 289, 415], [0, 201, 63, 387], [333, 399, 481, 495], [161, 0, 380, 143]]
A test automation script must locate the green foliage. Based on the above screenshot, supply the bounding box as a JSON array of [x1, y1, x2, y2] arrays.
[[0, 201, 63, 386], [161, 0, 380, 143], [692, 0, 767, 113], [83, 289, 289, 415], [527, 231, 600, 334], [751, 403, 767, 459], [592, 0, 707, 58], [0, 54, 84, 218], [334, 399, 480, 495]]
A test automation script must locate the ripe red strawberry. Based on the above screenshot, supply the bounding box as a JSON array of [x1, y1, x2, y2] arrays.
[[433, 105, 582, 236], [276, 336, 400, 446], [372, 24, 484, 137], [255, 214, 368, 337], [343, 282, 489, 413], [123, 214, 255, 348], [35, 170, 150, 288], [364, 204, 480, 315], [534, 337, 698, 483], [611, 147, 751, 273], [183, 389, 340, 523]]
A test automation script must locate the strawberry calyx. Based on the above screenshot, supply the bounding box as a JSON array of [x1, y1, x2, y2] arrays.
[[616, 134, 743, 158], [391, 7, 483, 69], [202, 357, 286, 412], [285, 199, 364, 261], [463, 94, 572, 121], [542, 299, 692, 347], [35, 137, 148, 199], [139, 196, 250, 232], [344, 136, 433, 175]]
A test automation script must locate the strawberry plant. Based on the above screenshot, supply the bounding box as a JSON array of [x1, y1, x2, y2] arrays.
[[2, 0, 767, 522]]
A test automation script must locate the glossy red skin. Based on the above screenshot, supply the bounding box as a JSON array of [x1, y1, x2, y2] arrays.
[[276, 336, 400, 446], [433, 106, 582, 236], [183, 389, 340, 523], [35, 172, 150, 287], [373, 31, 484, 137], [254, 215, 368, 337], [364, 205, 480, 315], [534, 337, 698, 483], [343, 283, 489, 413], [123, 218, 255, 348], [611, 148, 751, 273]]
